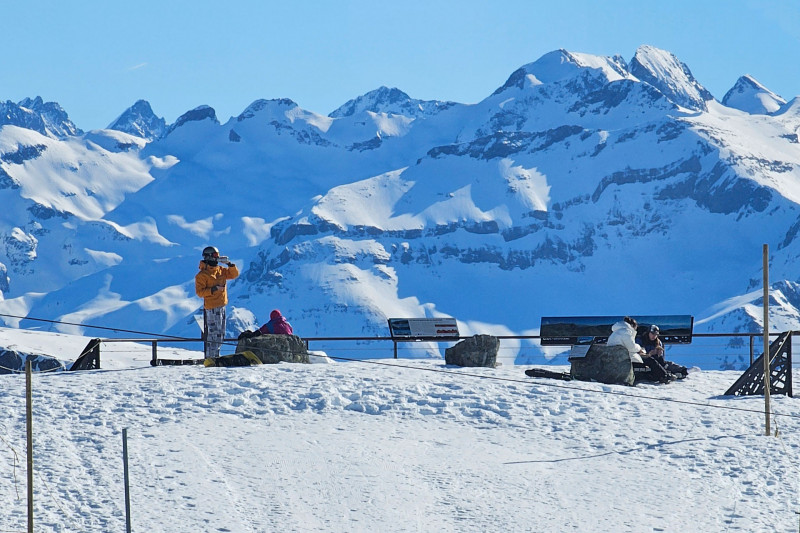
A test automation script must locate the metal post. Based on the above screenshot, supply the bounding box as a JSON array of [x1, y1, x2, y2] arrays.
[[763, 244, 771, 436], [393, 340, 398, 359], [151, 341, 158, 366], [25, 361, 34, 533], [123, 428, 132, 533], [749, 335, 754, 365]]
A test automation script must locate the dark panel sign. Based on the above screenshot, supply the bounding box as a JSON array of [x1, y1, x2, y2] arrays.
[[540, 315, 694, 346], [388, 318, 460, 339]]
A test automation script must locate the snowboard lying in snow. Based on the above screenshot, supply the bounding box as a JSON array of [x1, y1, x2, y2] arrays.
[[203, 351, 262, 367], [151, 358, 204, 366]]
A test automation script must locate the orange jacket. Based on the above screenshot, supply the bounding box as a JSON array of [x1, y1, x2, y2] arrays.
[[195, 261, 239, 309]]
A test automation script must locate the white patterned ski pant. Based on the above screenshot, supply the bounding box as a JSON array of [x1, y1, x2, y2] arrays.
[[203, 306, 226, 359]]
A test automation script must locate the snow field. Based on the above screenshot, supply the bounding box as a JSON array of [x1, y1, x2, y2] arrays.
[[1, 356, 800, 532]]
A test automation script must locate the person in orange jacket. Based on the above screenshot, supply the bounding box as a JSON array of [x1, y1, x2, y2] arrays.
[[195, 246, 239, 359]]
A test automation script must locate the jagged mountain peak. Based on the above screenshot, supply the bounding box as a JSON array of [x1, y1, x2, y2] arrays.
[[629, 45, 714, 111], [18, 96, 45, 109], [0, 97, 82, 138], [329, 86, 456, 119], [107, 99, 167, 140], [722, 74, 786, 114]]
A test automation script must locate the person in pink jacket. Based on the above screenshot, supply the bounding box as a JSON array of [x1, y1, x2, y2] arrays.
[[258, 309, 294, 335]]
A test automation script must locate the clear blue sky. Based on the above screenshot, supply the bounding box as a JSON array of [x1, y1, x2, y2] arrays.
[[3, 0, 798, 130]]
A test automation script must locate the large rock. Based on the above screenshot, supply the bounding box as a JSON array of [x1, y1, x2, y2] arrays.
[[570, 344, 634, 385], [235, 334, 310, 364], [0, 350, 65, 375], [444, 335, 498, 368]]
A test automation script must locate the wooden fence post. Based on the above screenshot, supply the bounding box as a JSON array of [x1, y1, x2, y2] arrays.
[[123, 428, 132, 533], [763, 244, 771, 436], [26, 360, 34, 533]]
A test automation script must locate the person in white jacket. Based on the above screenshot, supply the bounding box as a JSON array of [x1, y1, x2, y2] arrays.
[[608, 316, 675, 383], [606, 316, 646, 363]]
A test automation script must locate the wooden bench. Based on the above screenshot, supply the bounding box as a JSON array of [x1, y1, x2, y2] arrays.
[[387, 318, 460, 359]]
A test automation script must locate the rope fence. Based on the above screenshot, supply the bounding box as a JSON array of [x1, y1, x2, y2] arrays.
[[67, 332, 783, 371], [0, 306, 795, 373]]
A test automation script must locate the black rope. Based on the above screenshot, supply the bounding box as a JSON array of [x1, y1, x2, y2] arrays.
[[0, 313, 194, 340]]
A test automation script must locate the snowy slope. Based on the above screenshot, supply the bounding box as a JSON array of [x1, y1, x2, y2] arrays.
[[0, 328, 798, 532], [0, 45, 799, 370]]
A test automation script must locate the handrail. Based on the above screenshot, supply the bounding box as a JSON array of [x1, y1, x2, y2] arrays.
[[82, 331, 791, 368]]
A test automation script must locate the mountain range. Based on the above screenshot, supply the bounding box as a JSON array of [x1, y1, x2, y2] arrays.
[[1, 44, 799, 369]]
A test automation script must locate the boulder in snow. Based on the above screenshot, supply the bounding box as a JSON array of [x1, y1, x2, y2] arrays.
[[445, 335, 499, 368], [570, 344, 634, 386], [0, 349, 64, 374], [236, 334, 310, 364]]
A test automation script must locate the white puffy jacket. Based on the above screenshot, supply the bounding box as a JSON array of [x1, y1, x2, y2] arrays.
[[606, 320, 643, 363]]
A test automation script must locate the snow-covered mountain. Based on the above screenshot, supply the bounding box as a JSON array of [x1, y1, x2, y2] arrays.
[[1, 44, 799, 369], [722, 74, 787, 114], [0, 97, 81, 138]]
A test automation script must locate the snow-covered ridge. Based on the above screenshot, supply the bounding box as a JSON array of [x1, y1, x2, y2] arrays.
[[329, 86, 458, 119]]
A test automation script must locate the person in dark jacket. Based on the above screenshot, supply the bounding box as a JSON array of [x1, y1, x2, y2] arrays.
[[637, 324, 688, 379], [608, 316, 671, 384], [258, 309, 294, 335]]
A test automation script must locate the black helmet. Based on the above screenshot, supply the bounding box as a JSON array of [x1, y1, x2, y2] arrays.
[[202, 246, 219, 263]]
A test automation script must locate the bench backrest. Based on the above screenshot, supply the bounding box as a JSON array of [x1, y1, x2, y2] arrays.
[[540, 315, 693, 346], [387, 318, 460, 339]]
